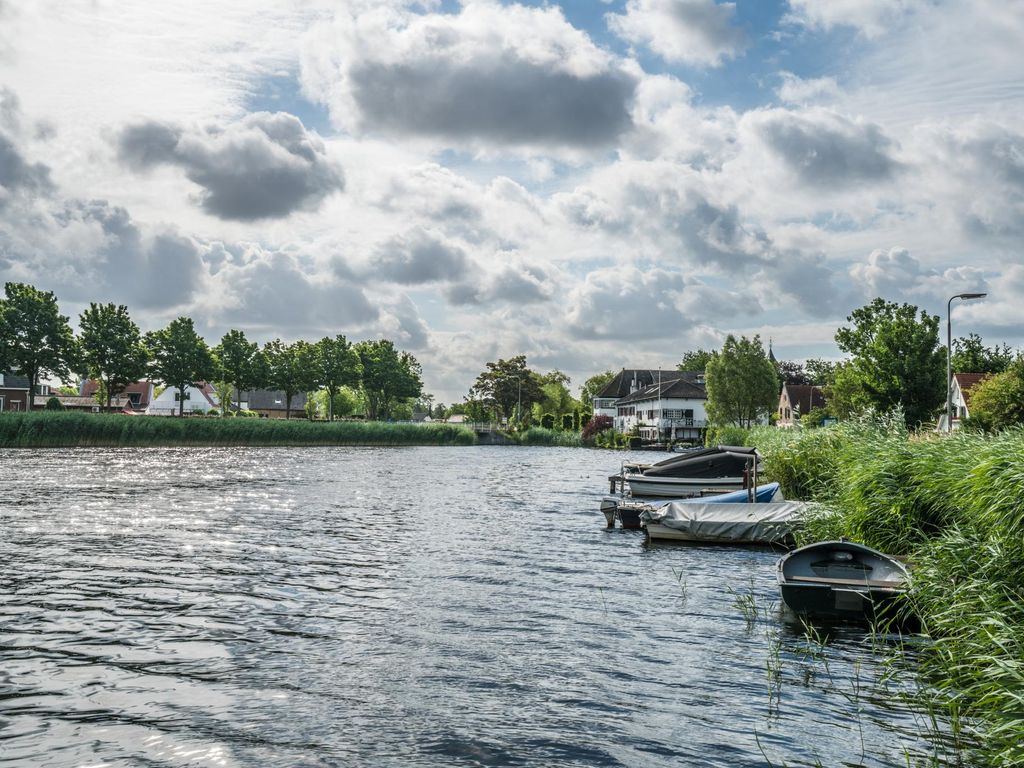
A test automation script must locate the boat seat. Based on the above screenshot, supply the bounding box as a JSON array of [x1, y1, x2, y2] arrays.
[[787, 575, 904, 589]]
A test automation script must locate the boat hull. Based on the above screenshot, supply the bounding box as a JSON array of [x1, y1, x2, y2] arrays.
[[624, 474, 745, 497], [777, 541, 910, 622]]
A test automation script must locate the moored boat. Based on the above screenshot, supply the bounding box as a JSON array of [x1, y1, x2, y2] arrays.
[[611, 445, 760, 497], [603, 483, 784, 530], [776, 540, 910, 621], [640, 497, 804, 546]]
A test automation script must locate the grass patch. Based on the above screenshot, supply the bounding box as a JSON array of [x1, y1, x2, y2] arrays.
[[744, 417, 1024, 766], [515, 426, 584, 447], [0, 412, 477, 448]]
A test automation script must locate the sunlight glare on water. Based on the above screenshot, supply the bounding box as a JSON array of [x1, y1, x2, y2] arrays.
[[0, 446, 945, 767]]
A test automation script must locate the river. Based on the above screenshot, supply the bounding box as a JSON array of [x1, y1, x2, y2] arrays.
[[0, 446, 952, 767]]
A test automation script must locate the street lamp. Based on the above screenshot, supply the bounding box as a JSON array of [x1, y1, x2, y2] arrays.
[[946, 292, 987, 432]]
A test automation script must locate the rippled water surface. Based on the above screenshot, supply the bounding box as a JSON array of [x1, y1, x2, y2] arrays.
[[1, 447, 945, 767]]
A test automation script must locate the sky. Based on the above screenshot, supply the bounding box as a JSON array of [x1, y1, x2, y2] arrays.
[[0, 0, 1021, 404]]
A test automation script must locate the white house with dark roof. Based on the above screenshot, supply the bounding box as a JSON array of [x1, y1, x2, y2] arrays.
[[936, 373, 991, 430], [602, 371, 709, 442], [591, 369, 688, 421]]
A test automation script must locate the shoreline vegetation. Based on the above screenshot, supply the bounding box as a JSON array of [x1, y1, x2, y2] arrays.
[[0, 412, 477, 448], [737, 416, 1024, 767]]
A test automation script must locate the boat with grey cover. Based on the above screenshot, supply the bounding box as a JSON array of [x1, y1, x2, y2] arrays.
[[777, 540, 910, 621], [640, 497, 805, 546], [602, 482, 782, 529]]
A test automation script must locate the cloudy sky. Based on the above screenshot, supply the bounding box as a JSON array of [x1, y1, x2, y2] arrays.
[[1, 0, 1021, 403]]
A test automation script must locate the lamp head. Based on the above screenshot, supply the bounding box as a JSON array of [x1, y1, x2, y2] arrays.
[[957, 292, 987, 300]]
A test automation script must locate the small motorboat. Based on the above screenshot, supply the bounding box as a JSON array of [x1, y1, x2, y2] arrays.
[[640, 498, 804, 546], [610, 445, 760, 498], [777, 540, 910, 621]]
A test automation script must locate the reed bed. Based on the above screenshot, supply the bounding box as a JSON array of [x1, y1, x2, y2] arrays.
[[0, 412, 477, 448], [746, 419, 1024, 766], [516, 426, 584, 447]]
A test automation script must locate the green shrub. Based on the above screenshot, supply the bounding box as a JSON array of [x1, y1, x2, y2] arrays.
[[519, 426, 582, 447], [704, 424, 751, 447], [44, 396, 64, 411], [561, 413, 574, 430], [541, 412, 555, 429]]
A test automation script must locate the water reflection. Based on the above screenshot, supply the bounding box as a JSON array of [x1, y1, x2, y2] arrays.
[[0, 447, 951, 767]]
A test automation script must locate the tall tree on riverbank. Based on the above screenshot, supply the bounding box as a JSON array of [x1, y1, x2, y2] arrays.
[[705, 335, 779, 428], [951, 333, 1014, 375], [78, 302, 149, 412], [357, 339, 423, 420], [579, 370, 614, 411], [677, 348, 716, 374], [214, 330, 262, 411], [315, 335, 362, 421], [145, 317, 217, 417], [833, 298, 945, 427], [0, 282, 78, 407], [264, 339, 319, 420], [468, 355, 544, 424]]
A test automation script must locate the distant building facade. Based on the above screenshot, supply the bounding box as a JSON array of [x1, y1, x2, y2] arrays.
[[777, 384, 826, 427], [233, 388, 307, 419], [593, 369, 708, 442], [0, 371, 31, 412]]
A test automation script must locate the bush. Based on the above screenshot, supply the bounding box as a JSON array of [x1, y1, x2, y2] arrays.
[[704, 424, 751, 447], [44, 396, 64, 411], [541, 412, 555, 429], [582, 414, 613, 440], [561, 413, 574, 430], [518, 426, 582, 447]]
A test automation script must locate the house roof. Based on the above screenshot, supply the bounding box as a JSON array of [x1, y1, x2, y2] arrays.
[[1, 371, 30, 389], [235, 388, 307, 410], [615, 374, 707, 405], [596, 369, 691, 400], [81, 379, 154, 401], [953, 373, 990, 408], [782, 384, 826, 414]]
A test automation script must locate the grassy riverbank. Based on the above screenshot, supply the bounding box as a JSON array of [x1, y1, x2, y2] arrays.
[[746, 418, 1024, 766], [0, 412, 477, 448]]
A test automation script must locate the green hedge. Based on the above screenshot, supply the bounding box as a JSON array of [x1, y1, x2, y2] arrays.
[[0, 412, 477, 448]]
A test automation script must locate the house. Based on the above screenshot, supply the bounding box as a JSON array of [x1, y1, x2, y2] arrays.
[[0, 371, 31, 412], [233, 388, 307, 419], [79, 379, 155, 411], [610, 371, 709, 442], [146, 382, 219, 416], [446, 414, 468, 424], [777, 384, 827, 427], [591, 369, 689, 421], [938, 373, 990, 430]]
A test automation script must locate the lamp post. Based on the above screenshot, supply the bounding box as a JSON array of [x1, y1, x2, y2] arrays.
[[946, 292, 987, 432]]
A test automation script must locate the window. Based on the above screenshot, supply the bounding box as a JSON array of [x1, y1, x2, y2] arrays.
[[0, 397, 4, 411], [683, 409, 693, 419], [0, 373, 4, 385]]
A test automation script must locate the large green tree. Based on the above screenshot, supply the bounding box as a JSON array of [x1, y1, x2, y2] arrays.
[[145, 317, 217, 417], [357, 339, 422, 420], [78, 303, 149, 412], [579, 370, 615, 411], [214, 330, 261, 411], [315, 335, 362, 421], [468, 355, 544, 424], [804, 358, 838, 387], [951, 333, 1014, 375], [677, 348, 716, 373], [356, 339, 423, 420], [704, 335, 779, 428], [834, 298, 945, 427], [263, 339, 320, 420], [0, 282, 78, 408]]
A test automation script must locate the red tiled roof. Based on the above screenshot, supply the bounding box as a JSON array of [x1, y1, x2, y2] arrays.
[[953, 373, 991, 409]]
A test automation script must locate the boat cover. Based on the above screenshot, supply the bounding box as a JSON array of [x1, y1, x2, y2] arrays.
[[641, 501, 806, 544], [625, 445, 761, 479]]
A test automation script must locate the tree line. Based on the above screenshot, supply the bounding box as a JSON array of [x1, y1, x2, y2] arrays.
[[0, 282, 422, 419], [490, 297, 1021, 437]]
